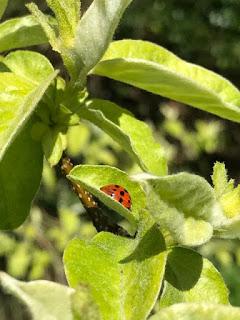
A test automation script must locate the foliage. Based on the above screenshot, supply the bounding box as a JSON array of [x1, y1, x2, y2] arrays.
[[1, 0, 240, 319]]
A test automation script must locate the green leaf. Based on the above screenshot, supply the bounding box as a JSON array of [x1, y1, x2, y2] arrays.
[[212, 162, 240, 219], [47, 0, 81, 46], [0, 50, 58, 160], [150, 303, 240, 320], [68, 165, 146, 228], [212, 162, 234, 199], [26, 4, 59, 52], [74, 0, 133, 83], [160, 247, 229, 307], [0, 52, 58, 229], [71, 284, 101, 320], [0, 272, 74, 320], [78, 99, 167, 175], [0, 15, 55, 53], [93, 40, 240, 123], [42, 128, 66, 166], [64, 220, 167, 320], [137, 172, 224, 246], [27, 2, 80, 81], [0, 120, 43, 229], [4, 50, 55, 84], [0, 0, 8, 20]]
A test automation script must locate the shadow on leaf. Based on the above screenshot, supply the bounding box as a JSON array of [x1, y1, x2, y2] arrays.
[[120, 224, 166, 263], [165, 247, 203, 291]]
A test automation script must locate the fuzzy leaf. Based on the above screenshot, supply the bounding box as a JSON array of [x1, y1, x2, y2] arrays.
[[0, 15, 55, 53], [160, 247, 229, 307], [68, 165, 146, 228], [78, 99, 167, 175], [137, 172, 224, 246], [0, 272, 74, 320], [212, 162, 234, 199], [47, 0, 80, 46], [64, 218, 167, 320], [150, 303, 240, 320], [93, 40, 240, 123], [74, 0, 133, 83]]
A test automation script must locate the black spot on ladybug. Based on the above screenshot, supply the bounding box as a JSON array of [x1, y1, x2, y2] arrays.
[[120, 191, 124, 196], [128, 200, 130, 203], [119, 198, 123, 203], [115, 184, 120, 188], [124, 189, 128, 192]]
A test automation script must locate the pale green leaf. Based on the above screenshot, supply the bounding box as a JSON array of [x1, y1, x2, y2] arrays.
[[212, 162, 234, 198], [160, 247, 229, 307], [4, 50, 54, 84], [136, 172, 225, 246], [0, 0, 8, 20], [64, 220, 167, 320], [68, 165, 146, 228], [78, 99, 167, 175], [0, 272, 74, 320], [74, 0, 133, 83], [47, 0, 80, 46], [150, 303, 240, 320], [212, 162, 240, 219], [0, 119, 43, 229], [0, 15, 55, 53], [93, 40, 240, 123], [0, 51, 58, 160]]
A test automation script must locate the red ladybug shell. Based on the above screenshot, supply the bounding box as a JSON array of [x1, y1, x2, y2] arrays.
[[100, 184, 131, 210]]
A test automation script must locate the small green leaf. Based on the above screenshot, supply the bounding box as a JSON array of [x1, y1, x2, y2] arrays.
[[42, 128, 66, 166], [74, 0, 133, 83], [27, 2, 80, 81], [212, 162, 240, 219], [93, 40, 240, 123], [160, 247, 229, 307], [0, 272, 74, 320], [0, 120, 43, 229], [64, 222, 167, 320], [0, 15, 55, 53], [26, 3, 59, 50], [68, 165, 146, 228], [47, 0, 81, 46], [137, 172, 224, 246], [0, 0, 8, 20], [212, 162, 234, 199], [150, 303, 240, 320], [79, 99, 167, 175]]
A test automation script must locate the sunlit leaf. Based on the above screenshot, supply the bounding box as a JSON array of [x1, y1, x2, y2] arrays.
[[78, 99, 167, 175], [136, 172, 225, 245], [74, 0, 133, 83], [0, 15, 55, 53], [93, 40, 240, 123], [64, 215, 167, 320], [150, 303, 240, 320]]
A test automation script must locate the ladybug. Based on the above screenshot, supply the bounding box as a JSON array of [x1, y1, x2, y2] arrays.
[[100, 184, 132, 210]]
